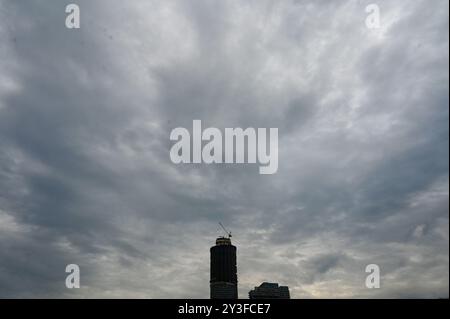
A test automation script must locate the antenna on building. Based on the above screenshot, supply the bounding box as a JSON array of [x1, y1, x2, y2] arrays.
[[219, 222, 232, 238]]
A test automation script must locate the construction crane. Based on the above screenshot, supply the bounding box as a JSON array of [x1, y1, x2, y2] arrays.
[[219, 222, 232, 238]]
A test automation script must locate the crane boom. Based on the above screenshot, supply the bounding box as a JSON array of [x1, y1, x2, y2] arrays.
[[219, 222, 232, 238]]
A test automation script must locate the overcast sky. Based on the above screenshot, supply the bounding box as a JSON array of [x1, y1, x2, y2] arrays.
[[0, 0, 448, 298]]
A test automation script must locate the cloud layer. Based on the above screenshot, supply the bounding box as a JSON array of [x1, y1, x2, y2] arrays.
[[0, 0, 448, 298]]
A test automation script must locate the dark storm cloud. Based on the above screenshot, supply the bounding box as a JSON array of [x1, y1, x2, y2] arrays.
[[0, 0, 448, 298]]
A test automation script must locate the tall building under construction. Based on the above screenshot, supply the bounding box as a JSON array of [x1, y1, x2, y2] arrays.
[[210, 236, 238, 299]]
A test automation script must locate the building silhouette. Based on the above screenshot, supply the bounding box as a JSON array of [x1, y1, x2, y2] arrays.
[[248, 282, 290, 299], [210, 237, 238, 299]]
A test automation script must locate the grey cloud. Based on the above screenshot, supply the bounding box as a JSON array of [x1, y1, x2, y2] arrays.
[[0, 0, 448, 298]]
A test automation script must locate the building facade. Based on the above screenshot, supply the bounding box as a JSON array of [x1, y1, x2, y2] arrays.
[[210, 237, 238, 299], [248, 282, 290, 299]]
